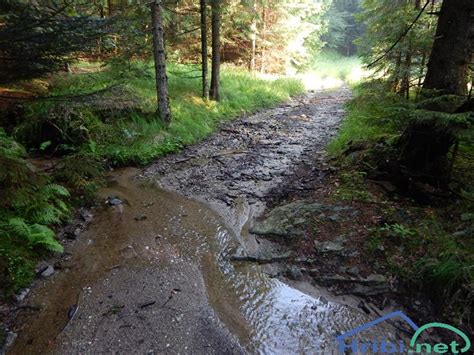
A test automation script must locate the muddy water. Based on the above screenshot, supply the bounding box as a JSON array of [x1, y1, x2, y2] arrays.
[[11, 168, 402, 354]]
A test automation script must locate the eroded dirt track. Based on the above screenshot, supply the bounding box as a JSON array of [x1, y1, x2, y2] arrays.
[[146, 89, 350, 221], [8, 88, 409, 354]]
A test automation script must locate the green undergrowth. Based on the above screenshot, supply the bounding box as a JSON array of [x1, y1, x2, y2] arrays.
[[0, 130, 69, 297], [19, 61, 303, 166], [0, 61, 303, 296], [327, 80, 413, 154], [329, 81, 474, 325]]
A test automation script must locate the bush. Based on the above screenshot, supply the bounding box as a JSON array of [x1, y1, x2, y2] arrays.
[[0, 129, 69, 296]]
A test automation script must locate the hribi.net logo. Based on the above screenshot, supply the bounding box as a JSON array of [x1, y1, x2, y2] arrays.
[[335, 311, 471, 354]]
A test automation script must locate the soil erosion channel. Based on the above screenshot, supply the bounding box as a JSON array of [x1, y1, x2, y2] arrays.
[[10, 88, 404, 354]]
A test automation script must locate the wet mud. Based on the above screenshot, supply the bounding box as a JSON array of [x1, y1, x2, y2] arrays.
[[8, 88, 414, 354]]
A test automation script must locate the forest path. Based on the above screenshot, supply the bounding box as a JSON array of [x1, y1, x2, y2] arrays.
[[146, 87, 350, 221], [9, 88, 406, 354]]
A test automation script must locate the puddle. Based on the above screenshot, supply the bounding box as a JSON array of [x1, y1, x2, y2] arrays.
[[11, 168, 405, 354]]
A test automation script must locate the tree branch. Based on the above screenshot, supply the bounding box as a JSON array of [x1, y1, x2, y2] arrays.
[[367, 0, 431, 69]]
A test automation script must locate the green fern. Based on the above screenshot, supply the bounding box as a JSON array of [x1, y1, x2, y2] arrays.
[[1, 218, 63, 253], [1, 129, 69, 294]]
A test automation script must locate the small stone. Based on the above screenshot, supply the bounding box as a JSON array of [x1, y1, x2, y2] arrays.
[[39, 265, 55, 278], [65, 227, 81, 240], [14, 288, 30, 302], [79, 208, 93, 222], [285, 266, 303, 280], [134, 214, 147, 221], [315, 241, 345, 253], [106, 197, 122, 206]]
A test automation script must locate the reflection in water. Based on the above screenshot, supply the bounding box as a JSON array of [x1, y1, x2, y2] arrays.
[[191, 220, 400, 354], [11, 169, 403, 354]]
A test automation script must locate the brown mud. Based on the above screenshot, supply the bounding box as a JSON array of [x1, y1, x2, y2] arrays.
[[6, 88, 426, 354]]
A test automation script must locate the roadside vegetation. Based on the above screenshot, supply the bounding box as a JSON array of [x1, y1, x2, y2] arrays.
[[328, 79, 474, 325], [0, 62, 303, 297], [1, 0, 345, 299], [1, 0, 473, 341], [323, 0, 474, 329]]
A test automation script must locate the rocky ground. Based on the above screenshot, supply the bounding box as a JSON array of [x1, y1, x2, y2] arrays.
[[2, 87, 434, 354], [145, 86, 435, 329]]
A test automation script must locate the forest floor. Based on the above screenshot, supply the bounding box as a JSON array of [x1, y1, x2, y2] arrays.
[[4, 87, 439, 353]]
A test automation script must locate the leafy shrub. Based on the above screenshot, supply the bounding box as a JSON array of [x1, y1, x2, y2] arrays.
[[53, 151, 104, 202], [0, 129, 69, 295]]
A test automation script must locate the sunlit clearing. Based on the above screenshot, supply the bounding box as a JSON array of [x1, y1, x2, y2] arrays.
[[294, 52, 368, 90]]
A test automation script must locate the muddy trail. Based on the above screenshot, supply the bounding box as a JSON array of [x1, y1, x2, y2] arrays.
[[7, 88, 414, 354]]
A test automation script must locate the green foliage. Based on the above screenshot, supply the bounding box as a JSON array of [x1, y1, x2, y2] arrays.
[[417, 252, 473, 297], [378, 223, 417, 239], [305, 50, 364, 84], [53, 151, 104, 202], [334, 170, 373, 202], [357, 0, 439, 96], [1, 61, 303, 296], [25, 62, 303, 166], [330, 80, 474, 320], [0, 1, 109, 84], [0, 129, 68, 296], [321, 0, 364, 56], [1, 219, 63, 253], [328, 81, 412, 154]]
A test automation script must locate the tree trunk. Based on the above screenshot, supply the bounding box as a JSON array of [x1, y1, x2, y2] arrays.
[[200, 0, 209, 99], [396, 0, 473, 185], [209, 0, 221, 101], [400, 47, 411, 100], [151, 0, 171, 124], [107, 0, 113, 16], [250, 0, 257, 71], [260, 7, 267, 73], [397, 118, 457, 184], [423, 0, 474, 95], [391, 51, 402, 92]]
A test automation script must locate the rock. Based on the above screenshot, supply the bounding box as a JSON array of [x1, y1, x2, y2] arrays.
[[106, 197, 122, 206], [65, 226, 81, 240], [315, 240, 345, 253], [311, 273, 388, 289], [283, 266, 304, 280], [327, 214, 342, 222], [230, 251, 293, 264], [294, 256, 315, 264], [36, 263, 54, 278], [365, 274, 387, 285], [79, 208, 93, 222], [0, 329, 17, 354], [134, 214, 147, 221], [14, 288, 30, 302], [350, 284, 391, 297], [250, 201, 349, 238]]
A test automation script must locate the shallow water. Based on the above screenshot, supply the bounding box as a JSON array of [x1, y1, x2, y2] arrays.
[[10, 168, 404, 354]]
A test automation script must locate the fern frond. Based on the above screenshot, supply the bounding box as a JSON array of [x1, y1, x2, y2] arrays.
[[43, 183, 70, 198], [28, 224, 64, 253], [5, 218, 31, 238]]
